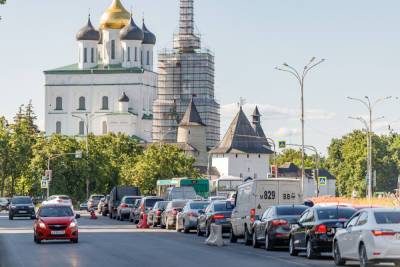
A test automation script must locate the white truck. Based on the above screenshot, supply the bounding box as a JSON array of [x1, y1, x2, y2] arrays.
[[230, 178, 303, 244]]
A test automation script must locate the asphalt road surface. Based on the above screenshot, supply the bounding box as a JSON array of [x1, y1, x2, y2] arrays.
[[0, 211, 362, 267]]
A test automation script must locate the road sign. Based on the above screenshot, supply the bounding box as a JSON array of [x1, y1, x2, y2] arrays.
[[75, 150, 83, 159], [41, 178, 48, 189], [318, 177, 327, 186], [278, 141, 286, 149]]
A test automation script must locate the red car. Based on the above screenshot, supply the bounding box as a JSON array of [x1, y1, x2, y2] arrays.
[[34, 204, 80, 244]]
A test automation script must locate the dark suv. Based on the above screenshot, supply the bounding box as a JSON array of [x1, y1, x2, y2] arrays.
[[9, 196, 36, 220]]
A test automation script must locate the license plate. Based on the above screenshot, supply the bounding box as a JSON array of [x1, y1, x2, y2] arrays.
[[51, 231, 65, 235], [18, 210, 27, 213]]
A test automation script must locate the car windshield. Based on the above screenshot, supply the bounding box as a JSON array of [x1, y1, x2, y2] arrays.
[[317, 208, 356, 220], [171, 201, 187, 208], [190, 202, 209, 210], [374, 212, 400, 224], [213, 202, 234, 211], [11, 198, 32, 204], [145, 198, 163, 208], [277, 206, 308, 216], [39, 206, 74, 217]]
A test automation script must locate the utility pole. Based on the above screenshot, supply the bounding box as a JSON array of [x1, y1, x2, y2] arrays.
[[348, 96, 392, 199], [276, 57, 325, 196]]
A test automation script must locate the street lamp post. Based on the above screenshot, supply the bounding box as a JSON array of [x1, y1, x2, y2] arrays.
[[276, 57, 325, 195], [347, 96, 392, 199]]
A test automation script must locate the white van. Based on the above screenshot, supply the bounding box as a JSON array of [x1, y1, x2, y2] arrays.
[[230, 178, 303, 244]]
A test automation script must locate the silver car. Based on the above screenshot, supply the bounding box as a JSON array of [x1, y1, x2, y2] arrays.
[[176, 200, 209, 233], [333, 208, 400, 267], [116, 196, 140, 221]]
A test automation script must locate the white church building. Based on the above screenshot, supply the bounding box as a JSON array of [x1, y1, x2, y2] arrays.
[[44, 0, 157, 141]]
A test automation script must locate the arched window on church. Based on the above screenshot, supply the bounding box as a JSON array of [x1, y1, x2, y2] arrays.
[[78, 97, 86, 110], [55, 97, 63, 110], [84, 48, 87, 63], [102, 96, 109, 110], [102, 121, 108, 135], [79, 121, 85, 136], [91, 48, 95, 63], [56, 121, 62, 134]]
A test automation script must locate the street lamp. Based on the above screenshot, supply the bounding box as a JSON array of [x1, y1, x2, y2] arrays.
[[347, 96, 391, 199], [276, 57, 325, 195]]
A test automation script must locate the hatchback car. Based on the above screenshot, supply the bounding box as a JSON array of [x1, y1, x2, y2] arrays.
[[176, 200, 210, 233], [117, 196, 139, 221], [34, 204, 80, 244], [197, 200, 234, 237], [289, 206, 356, 259], [147, 201, 169, 227], [9, 196, 35, 220], [161, 200, 188, 230], [252, 205, 308, 250], [333, 208, 400, 267], [131, 196, 164, 224]]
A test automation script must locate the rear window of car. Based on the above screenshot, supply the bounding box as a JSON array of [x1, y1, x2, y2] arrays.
[[190, 202, 209, 210], [40, 206, 73, 217], [213, 202, 234, 211], [11, 197, 32, 204], [145, 198, 163, 208], [124, 198, 135, 204], [156, 201, 168, 209], [277, 206, 308, 216], [317, 208, 356, 220], [374, 212, 400, 224], [171, 201, 187, 208]]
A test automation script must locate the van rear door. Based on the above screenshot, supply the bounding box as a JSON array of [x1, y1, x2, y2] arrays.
[[277, 180, 302, 205], [255, 181, 279, 216]]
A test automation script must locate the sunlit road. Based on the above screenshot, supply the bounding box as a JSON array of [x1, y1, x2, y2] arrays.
[[0, 211, 360, 267]]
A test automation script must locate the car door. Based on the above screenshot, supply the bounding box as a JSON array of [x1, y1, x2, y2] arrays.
[[292, 210, 309, 249], [338, 212, 360, 259], [348, 212, 367, 259], [260, 208, 272, 239]]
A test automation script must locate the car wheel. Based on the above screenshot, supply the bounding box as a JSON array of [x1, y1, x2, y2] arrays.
[[183, 222, 190, 233], [252, 231, 260, 248], [176, 222, 181, 232], [244, 227, 252, 246], [359, 244, 373, 267], [394, 261, 400, 267], [306, 239, 317, 259], [205, 224, 211, 238], [8, 215, 13, 220], [109, 212, 112, 219], [289, 236, 298, 256], [229, 228, 237, 243], [333, 242, 346, 266], [71, 238, 78, 244], [265, 232, 273, 251]]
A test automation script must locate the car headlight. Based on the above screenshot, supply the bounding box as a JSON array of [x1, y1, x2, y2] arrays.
[[69, 220, 77, 228], [29, 205, 35, 209], [10, 205, 16, 209], [39, 222, 46, 229]]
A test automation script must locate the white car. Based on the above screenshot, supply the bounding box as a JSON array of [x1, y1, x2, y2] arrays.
[[333, 208, 400, 267], [42, 195, 74, 210]]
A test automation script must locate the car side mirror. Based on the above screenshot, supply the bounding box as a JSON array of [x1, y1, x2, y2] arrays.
[[198, 210, 205, 214], [75, 213, 81, 219]]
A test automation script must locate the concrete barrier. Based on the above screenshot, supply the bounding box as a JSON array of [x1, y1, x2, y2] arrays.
[[205, 224, 224, 247]]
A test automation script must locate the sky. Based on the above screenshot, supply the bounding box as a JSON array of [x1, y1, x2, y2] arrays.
[[1, 0, 400, 155]]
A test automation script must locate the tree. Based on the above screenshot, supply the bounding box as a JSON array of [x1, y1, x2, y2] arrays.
[[0, 117, 11, 196], [122, 144, 200, 195], [275, 148, 317, 169], [0, 0, 6, 4]]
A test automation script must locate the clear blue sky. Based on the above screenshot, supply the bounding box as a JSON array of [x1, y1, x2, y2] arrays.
[[1, 0, 400, 154]]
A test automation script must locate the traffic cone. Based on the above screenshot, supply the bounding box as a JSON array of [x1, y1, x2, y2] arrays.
[[90, 209, 97, 220], [138, 212, 149, 229]]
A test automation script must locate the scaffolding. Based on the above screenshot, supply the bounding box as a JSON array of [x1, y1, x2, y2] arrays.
[[152, 0, 220, 148]]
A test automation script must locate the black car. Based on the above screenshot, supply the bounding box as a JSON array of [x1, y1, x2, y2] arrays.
[[0, 197, 9, 211], [252, 205, 308, 250], [197, 200, 234, 237], [289, 206, 356, 259], [147, 201, 169, 227], [9, 196, 36, 220]]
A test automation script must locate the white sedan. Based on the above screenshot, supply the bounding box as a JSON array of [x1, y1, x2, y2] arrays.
[[333, 208, 400, 267]]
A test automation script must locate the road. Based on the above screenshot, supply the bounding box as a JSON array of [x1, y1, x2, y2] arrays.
[[0, 211, 360, 267]]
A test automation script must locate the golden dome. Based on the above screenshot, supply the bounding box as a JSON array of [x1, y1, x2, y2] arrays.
[[100, 0, 131, 30]]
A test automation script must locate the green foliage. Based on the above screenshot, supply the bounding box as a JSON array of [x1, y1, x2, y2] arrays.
[[0, 0, 6, 4], [326, 130, 399, 197], [121, 144, 201, 195], [275, 148, 318, 169]]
